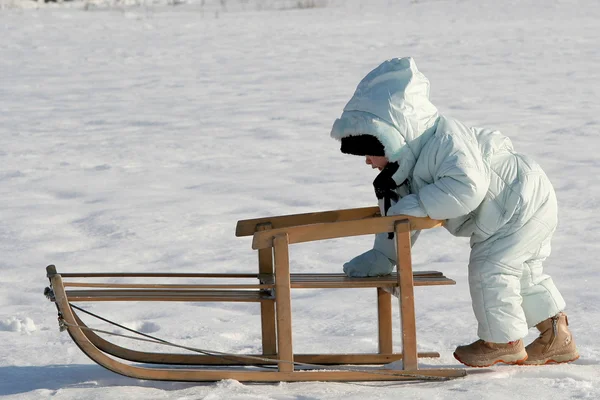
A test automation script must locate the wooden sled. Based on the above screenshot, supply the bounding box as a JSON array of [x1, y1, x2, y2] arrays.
[[44, 206, 467, 382]]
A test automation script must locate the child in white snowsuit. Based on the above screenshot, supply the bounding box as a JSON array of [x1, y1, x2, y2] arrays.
[[330, 57, 579, 367]]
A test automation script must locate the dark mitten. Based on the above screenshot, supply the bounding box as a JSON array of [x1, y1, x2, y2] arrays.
[[373, 162, 402, 238]]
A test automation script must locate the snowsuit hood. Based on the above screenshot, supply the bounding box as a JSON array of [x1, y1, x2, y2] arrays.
[[331, 57, 439, 184]]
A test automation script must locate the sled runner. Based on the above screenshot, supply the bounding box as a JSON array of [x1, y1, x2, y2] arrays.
[[44, 206, 467, 382]]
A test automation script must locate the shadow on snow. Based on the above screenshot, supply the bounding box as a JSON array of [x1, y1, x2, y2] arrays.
[[0, 364, 206, 396]]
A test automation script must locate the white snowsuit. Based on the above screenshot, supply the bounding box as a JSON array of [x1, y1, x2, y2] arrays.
[[331, 57, 566, 343]]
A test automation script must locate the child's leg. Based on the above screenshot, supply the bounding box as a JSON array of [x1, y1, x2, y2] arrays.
[[468, 238, 529, 343], [456, 155, 570, 366], [518, 171, 565, 326], [520, 235, 565, 327], [468, 166, 564, 343], [469, 220, 565, 343]]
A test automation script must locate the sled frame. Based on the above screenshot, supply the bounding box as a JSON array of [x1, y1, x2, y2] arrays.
[[45, 206, 466, 382]]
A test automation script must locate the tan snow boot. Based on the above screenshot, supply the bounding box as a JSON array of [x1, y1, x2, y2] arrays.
[[454, 339, 528, 367], [522, 312, 579, 365]]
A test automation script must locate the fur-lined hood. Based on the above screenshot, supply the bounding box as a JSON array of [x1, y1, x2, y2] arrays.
[[331, 57, 439, 184]]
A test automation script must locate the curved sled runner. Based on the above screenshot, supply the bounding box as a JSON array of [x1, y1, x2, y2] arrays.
[[44, 206, 467, 382]]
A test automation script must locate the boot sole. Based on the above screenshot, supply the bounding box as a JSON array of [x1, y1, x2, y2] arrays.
[[454, 351, 528, 368], [520, 353, 580, 366]]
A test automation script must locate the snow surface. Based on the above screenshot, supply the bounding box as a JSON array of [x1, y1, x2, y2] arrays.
[[1, 0, 599, 398]]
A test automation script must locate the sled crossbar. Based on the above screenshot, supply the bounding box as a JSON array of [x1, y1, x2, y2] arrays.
[[45, 206, 465, 382], [64, 289, 273, 302], [235, 206, 381, 237]]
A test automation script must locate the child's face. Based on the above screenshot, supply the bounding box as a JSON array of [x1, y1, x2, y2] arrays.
[[365, 155, 389, 171]]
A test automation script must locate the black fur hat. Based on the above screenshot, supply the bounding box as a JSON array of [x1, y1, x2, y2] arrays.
[[340, 135, 385, 156]]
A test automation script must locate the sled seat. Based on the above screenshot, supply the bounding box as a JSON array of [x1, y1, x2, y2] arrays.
[[60, 272, 454, 302], [265, 271, 454, 289], [64, 289, 273, 303]]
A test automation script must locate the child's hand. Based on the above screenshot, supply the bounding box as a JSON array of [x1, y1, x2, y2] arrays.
[[387, 194, 428, 217], [343, 249, 394, 277]]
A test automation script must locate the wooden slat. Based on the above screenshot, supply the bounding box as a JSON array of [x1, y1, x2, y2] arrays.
[[64, 282, 274, 290], [65, 289, 271, 302], [260, 272, 454, 289], [252, 215, 443, 250], [291, 276, 455, 288], [289, 271, 444, 279], [236, 206, 380, 237], [274, 234, 294, 373], [414, 277, 455, 286], [377, 288, 393, 354], [257, 223, 278, 356], [58, 273, 259, 279], [395, 221, 418, 371]]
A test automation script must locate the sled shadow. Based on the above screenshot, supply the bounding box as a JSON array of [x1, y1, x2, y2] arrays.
[[0, 363, 477, 395], [0, 364, 206, 396]]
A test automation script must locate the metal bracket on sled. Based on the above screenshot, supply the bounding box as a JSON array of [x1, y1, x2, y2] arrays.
[[44, 287, 55, 302], [44, 264, 67, 332], [56, 312, 68, 332]]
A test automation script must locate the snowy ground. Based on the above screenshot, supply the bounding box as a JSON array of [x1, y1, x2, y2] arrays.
[[1, 0, 599, 398]]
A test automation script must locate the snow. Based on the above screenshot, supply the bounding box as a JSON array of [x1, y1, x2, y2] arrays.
[[1, 0, 599, 398]]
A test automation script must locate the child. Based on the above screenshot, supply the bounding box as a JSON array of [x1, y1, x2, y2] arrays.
[[330, 57, 579, 367]]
